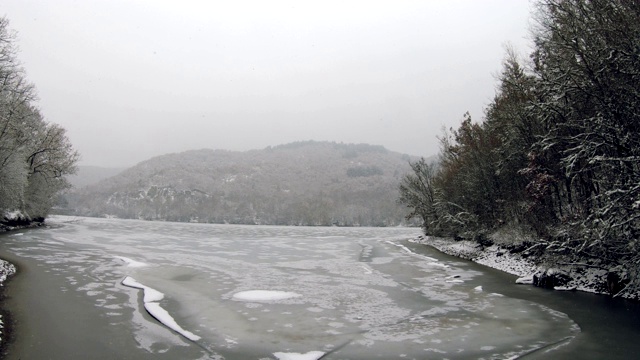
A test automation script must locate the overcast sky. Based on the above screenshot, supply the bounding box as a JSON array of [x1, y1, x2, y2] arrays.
[[4, 0, 533, 168]]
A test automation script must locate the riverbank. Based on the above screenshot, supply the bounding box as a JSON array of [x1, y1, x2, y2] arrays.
[[411, 235, 637, 299], [0, 257, 16, 354], [0, 217, 26, 356]]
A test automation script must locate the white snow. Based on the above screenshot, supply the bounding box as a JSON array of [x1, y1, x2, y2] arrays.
[[143, 303, 200, 341], [232, 290, 301, 302], [3, 210, 24, 220], [474, 286, 483, 292], [0, 260, 16, 346], [516, 276, 534, 285], [0, 260, 16, 284], [121, 276, 201, 341], [416, 235, 635, 298], [115, 256, 147, 268], [428, 262, 449, 268], [554, 286, 577, 291], [121, 276, 164, 302], [386, 240, 439, 261], [273, 351, 326, 360]]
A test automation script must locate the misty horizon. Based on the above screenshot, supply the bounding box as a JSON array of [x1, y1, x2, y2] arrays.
[[4, 1, 532, 168]]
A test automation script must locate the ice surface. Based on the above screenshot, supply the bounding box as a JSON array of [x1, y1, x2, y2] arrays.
[[232, 290, 301, 302], [144, 303, 201, 341], [9, 217, 581, 358], [385, 240, 439, 261], [273, 351, 325, 360], [115, 256, 147, 268], [121, 276, 201, 341]]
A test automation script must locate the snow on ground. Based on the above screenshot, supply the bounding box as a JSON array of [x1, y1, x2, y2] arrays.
[[121, 276, 201, 341], [0, 260, 16, 285], [411, 236, 539, 279], [412, 236, 618, 297], [232, 290, 302, 302], [0, 259, 16, 344], [2, 210, 24, 221]]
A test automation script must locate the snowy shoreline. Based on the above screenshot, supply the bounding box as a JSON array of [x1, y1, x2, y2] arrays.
[[411, 235, 629, 298], [0, 258, 16, 348]]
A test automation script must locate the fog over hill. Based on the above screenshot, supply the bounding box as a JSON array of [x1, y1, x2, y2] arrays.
[[63, 141, 424, 226], [67, 166, 125, 188]]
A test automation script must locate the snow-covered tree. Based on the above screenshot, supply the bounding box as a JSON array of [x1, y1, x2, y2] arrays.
[[401, 0, 640, 295], [0, 17, 78, 223]]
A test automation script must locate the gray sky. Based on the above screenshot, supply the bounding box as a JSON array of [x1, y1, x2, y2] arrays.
[[4, 0, 533, 168]]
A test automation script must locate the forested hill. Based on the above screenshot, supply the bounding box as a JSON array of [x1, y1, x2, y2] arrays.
[[64, 141, 420, 226]]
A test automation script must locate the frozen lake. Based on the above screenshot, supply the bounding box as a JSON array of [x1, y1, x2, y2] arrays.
[[0, 216, 597, 359]]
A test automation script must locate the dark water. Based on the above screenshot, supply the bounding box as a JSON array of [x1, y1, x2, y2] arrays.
[[0, 216, 638, 359]]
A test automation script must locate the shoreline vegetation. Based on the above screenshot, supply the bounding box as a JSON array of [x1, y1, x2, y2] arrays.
[[399, 0, 640, 299], [413, 234, 638, 299]]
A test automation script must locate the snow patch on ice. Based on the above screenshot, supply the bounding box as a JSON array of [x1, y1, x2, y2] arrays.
[[115, 256, 147, 268], [516, 276, 534, 285], [428, 262, 449, 268], [554, 285, 577, 291], [273, 350, 326, 360], [121, 276, 200, 341], [143, 303, 200, 341], [232, 290, 301, 302], [385, 240, 439, 262]]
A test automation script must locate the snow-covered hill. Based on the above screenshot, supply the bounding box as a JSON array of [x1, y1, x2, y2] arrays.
[[64, 141, 427, 226]]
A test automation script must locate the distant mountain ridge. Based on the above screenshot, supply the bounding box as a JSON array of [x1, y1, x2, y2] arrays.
[[64, 141, 421, 226]]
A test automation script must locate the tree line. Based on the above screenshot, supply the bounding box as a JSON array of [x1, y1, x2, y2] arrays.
[[0, 17, 78, 225], [400, 0, 640, 295]]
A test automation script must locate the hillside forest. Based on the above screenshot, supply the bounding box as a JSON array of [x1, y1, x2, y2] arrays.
[[65, 142, 419, 227], [0, 17, 78, 227], [399, 0, 640, 296]]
